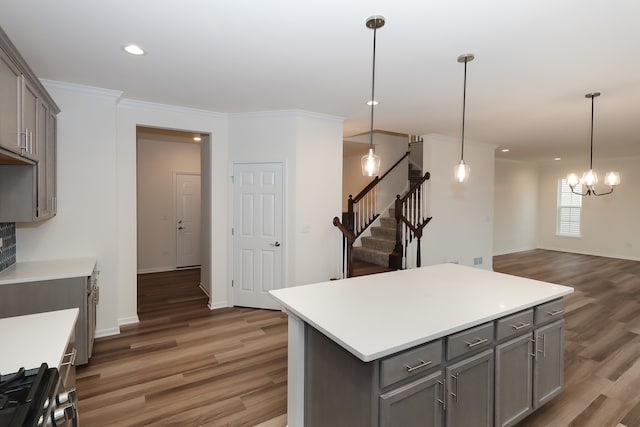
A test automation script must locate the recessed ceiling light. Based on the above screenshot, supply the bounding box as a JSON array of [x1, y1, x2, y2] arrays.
[[193, 136, 202, 142], [501, 148, 510, 153], [122, 44, 146, 56], [554, 157, 561, 161], [367, 100, 379, 106]]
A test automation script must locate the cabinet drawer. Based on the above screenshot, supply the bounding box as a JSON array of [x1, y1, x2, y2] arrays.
[[380, 339, 442, 389], [535, 299, 564, 325], [447, 322, 494, 360], [496, 309, 534, 341]]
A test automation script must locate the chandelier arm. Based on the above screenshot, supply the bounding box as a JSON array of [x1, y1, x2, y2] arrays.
[[569, 186, 588, 197], [592, 187, 614, 196], [369, 25, 377, 150]]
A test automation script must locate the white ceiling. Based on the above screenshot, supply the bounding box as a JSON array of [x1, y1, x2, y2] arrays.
[[1, 0, 639, 162]]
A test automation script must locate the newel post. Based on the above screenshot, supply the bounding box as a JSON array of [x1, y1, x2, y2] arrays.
[[388, 195, 403, 270]]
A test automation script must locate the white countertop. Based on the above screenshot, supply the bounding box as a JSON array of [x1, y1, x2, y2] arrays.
[[270, 263, 573, 362], [0, 258, 96, 285], [0, 308, 78, 374]]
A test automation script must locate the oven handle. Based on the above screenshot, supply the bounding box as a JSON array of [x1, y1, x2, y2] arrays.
[[61, 348, 77, 367]]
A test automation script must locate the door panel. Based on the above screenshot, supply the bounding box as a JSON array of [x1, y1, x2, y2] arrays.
[[233, 163, 284, 309], [176, 173, 201, 267]]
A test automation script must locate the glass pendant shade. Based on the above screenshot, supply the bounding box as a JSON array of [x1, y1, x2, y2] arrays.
[[454, 160, 470, 183], [604, 171, 620, 186], [361, 147, 381, 177], [566, 173, 580, 187], [581, 169, 598, 187]]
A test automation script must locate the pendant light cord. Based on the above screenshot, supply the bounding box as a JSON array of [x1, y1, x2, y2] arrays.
[[589, 94, 594, 170], [461, 58, 468, 161], [369, 25, 377, 150]]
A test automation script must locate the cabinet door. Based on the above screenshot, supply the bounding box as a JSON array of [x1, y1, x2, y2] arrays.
[[495, 333, 534, 427], [21, 76, 38, 160], [533, 320, 564, 408], [446, 349, 494, 427], [46, 110, 57, 215], [37, 99, 49, 218], [0, 49, 20, 153], [380, 370, 443, 427]]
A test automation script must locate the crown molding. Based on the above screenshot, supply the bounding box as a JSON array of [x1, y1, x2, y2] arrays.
[[118, 98, 227, 118], [228, 109, 343, 123], [40, 79, 124, 100]]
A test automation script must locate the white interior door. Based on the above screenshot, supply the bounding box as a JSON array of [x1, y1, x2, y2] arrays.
[[233, 162, 284, 309], [176, 173, 201, 268]]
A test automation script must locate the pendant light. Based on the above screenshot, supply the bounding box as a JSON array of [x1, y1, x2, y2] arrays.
[[566, 92, 620, 196], [454, 53, 474, 183], [361, 15, 385, 177]]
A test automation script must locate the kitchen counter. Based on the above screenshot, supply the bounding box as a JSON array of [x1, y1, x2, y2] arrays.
[[269, 263, 574, 426], [0, 258, 96, 285], [0, 308, 78, 374]]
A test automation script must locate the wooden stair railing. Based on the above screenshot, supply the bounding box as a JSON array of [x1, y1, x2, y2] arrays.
[[334, 151, 409, 277], [390, 171, 432, 269]]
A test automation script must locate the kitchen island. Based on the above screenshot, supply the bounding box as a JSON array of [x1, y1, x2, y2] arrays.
[[270, 263, 574, 427]]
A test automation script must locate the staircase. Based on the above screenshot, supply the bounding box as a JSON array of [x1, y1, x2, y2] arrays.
[[352, 209, 397, 268], [352, 161, 423, 270]]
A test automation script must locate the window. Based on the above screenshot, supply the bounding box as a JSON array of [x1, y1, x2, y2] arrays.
[[557, 179, 581, 237]]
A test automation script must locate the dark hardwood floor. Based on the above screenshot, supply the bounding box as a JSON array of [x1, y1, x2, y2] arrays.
[[77, 251, 640, 426], [76, 269, 288, 426]]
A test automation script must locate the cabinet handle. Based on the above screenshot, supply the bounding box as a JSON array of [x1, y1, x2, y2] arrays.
[[511, 322, 531, 330], [464, 337, 488, 348], [450, 373, 459, 401], [405, 359, 432, 372], [546, 309, 564, 317], [437, 380, 446, 410], [29, 131, 33, 154], [529, 338, 537, 358], [20, 129, 28, 152], [61, 348, 77, 366], [536, 335, 546, 357]]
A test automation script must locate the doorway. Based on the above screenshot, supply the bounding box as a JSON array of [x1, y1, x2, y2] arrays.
[[136, 127, 202, 273], [232, 162, 285, 309]]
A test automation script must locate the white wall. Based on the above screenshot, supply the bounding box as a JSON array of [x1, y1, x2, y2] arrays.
[[229, 110, 343, 288], [421, 134, 496, 270], [342, 150, 372, 211], [537, 156, 640, 260], [136, 138, 201, 273], [493, 159, 539, 255], [16, 81, 122, 334]]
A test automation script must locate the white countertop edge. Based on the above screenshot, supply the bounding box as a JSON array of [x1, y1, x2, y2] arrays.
[[278, 289, 572, 362], [0, 258, 97, 285]]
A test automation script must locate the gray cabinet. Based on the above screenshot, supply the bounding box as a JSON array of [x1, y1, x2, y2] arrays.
[[0, 48, 20, 155], [0, 25, 59, 221], [446, 349, 494, 427], [0, 271, 98, 365], [533, 320, 564, 408], [495, 333, 534, 427], [380, 371, 443, 427]]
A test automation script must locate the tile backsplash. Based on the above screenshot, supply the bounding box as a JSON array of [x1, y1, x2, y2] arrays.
[[0, 222, 16, 272]]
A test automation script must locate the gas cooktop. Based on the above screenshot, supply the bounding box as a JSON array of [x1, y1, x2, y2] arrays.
[[0, 364, 58, 427]]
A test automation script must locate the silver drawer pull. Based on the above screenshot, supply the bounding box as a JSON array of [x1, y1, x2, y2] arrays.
[[405, 359, 432, 372], [464, 337, 488, 348], [511, 322, 531, 330], [61, 348, 77, 366], [546, 309, 564, 316]]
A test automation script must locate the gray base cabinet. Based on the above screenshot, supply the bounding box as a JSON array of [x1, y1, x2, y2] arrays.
[[380, 371, 443, 427], [534, 320, 564, 408], [446, 349, 494, 427], [495, 334, 534, 427], [0, 272, 98, 365], [304, 298, 566, 427]]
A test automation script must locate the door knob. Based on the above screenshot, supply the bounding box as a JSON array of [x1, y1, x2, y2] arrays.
[[271, 242, 281, 247]]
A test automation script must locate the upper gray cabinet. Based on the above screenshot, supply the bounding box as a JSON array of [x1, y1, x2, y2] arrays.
[[0, 25, 59, 221]]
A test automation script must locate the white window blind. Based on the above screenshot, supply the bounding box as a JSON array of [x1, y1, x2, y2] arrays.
[[557, 179, 581, 237]]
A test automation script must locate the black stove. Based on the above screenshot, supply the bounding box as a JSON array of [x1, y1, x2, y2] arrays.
[[0, 364, 59, 427]]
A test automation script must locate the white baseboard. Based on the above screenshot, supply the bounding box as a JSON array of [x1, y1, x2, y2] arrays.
[[95, 326, 120, 338], [199, 283, 210, 297], [137, 266, 175, 274], [209, 300, 229, 310], [119, 315, 140, 326]]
